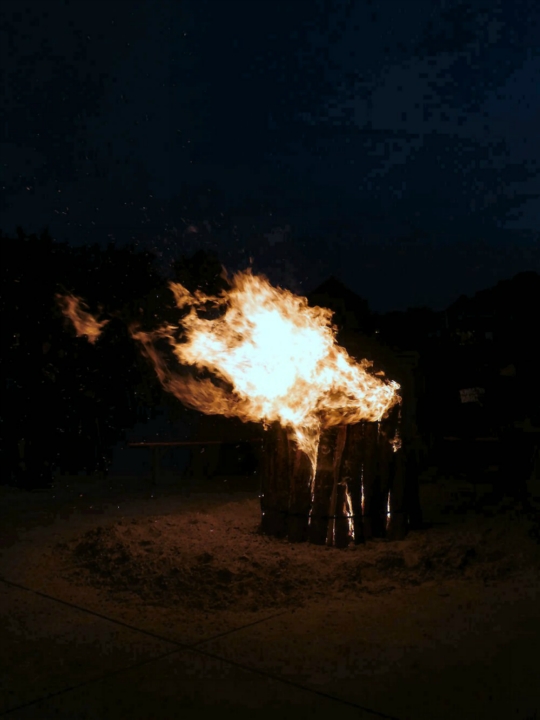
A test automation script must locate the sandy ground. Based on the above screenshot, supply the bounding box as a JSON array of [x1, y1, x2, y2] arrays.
[[4, 474, 540, 611], [1, 473, 540, 719], [48, 493, 540, 614]]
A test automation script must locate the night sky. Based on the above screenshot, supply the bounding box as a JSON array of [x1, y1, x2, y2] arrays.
[[2, 0, 539, 312]]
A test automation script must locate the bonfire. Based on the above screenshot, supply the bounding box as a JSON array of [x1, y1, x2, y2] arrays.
[[58, 269, 415, 547]]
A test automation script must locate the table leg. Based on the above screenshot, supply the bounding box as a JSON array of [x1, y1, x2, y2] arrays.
[[151, 447, 161, 486]]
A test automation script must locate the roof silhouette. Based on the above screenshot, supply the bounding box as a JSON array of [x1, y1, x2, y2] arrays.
[[308, 275, 370, 313]]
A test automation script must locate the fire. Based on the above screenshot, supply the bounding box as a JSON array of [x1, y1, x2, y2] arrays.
[[345, 487, 354, 537], [56, 293, 109, 344], [131, 269, 400, 471]]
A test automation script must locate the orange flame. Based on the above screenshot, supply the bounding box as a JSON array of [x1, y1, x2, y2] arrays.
[[56, 294, 108, 344], [131, 269, 400, 471]]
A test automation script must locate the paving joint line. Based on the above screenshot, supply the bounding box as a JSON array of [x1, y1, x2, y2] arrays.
[[0, 576, 401, 720], [0, 575, 285, 650]]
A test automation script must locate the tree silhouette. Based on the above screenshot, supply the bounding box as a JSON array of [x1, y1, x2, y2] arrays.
[[0, 228, 166, 487]]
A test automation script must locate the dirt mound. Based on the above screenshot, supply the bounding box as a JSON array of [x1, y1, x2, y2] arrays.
[[57, 498, 540, 612], [59, 509, 317, 612]]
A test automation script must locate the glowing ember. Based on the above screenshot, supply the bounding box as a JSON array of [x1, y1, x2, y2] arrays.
[[130, 269, 400, 471], [56, 294, 109, 344]]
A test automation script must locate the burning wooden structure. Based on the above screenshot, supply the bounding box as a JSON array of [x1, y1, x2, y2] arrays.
[[260, 404, 421, 546], [59, 270, 422, 544]]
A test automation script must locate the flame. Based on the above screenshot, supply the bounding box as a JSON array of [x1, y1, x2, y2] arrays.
[[131, 269, 400, 471], [345, 487, 354, 541], [56, 293, 109, 344]]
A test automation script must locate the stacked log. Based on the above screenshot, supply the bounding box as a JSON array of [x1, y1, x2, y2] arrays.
[[308, 426, 341, 545], [286, 437, 312, 542], [259, 408, 419, 545], [326, 425, 352, 548], [259, 422, 289, 538], [341, 423, 364, 545]]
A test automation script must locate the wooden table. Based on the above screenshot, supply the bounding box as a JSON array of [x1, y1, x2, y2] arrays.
[[128, 439, 263, 486]]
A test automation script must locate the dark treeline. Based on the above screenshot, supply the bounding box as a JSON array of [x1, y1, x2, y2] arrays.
[[0, 227, 226, 489]]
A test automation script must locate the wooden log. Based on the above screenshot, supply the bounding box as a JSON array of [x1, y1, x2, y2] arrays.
[[383, 398, 420, 540], [259, 422, 289, 537], [377, 406, 400, 537], [387, 448, 407, 540], [332, 483, 352, 548], [258, 413, 417, 545], [287, 438, 312, 542], [308, 426, 339, 545], [342, 423, 365, 545], [371, 436, 391, 539], [376, 429, 393, 538], [326, 425, 350, 547], [361, 421, 379, 540]]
